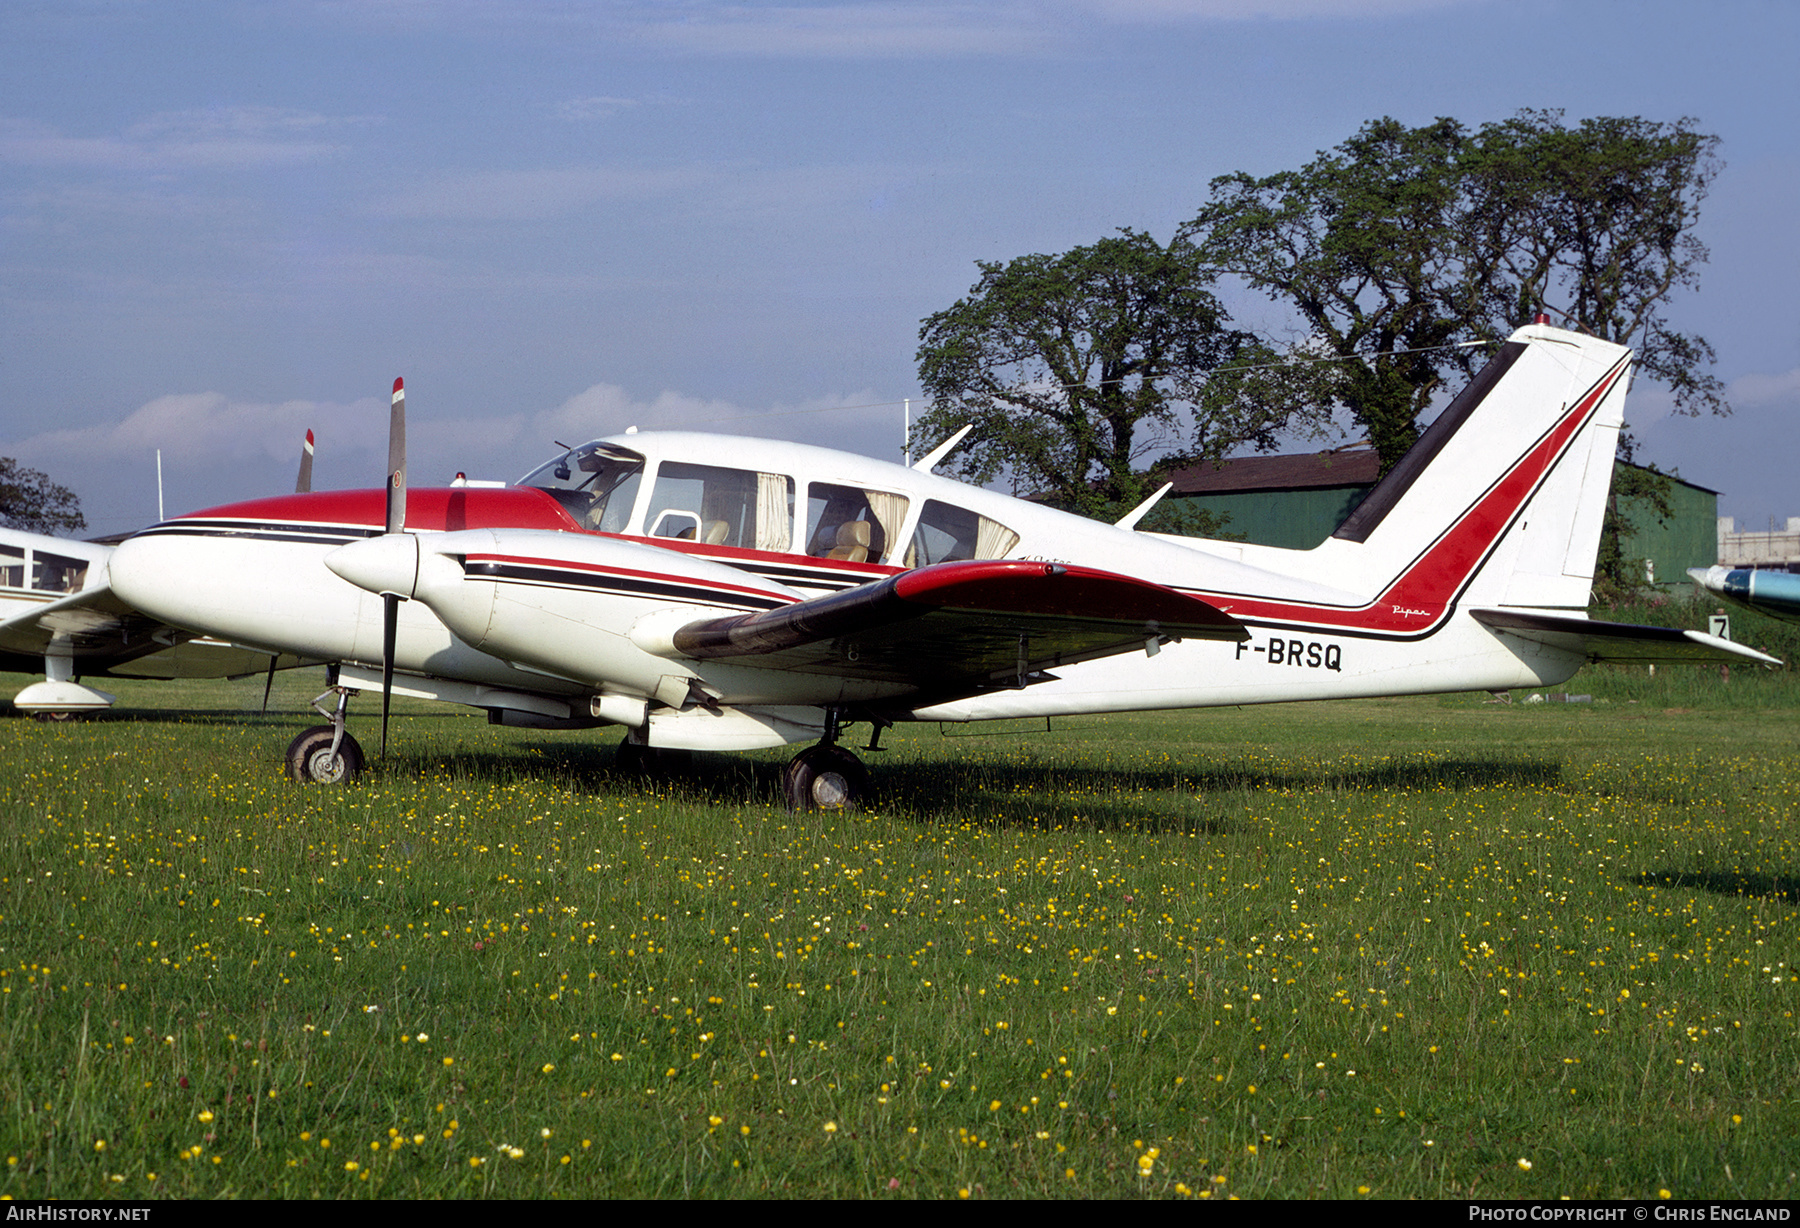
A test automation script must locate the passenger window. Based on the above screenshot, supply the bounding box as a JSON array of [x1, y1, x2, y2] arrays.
[[805, 484, 910, 564], [645, 463, 792, 551], [906, 500, 1019, 567], [0, 545, 23, 589], [32, 551, 87, 594]]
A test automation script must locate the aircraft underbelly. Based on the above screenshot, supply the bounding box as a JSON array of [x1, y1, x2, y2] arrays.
[[912, 616, 1585, 722]]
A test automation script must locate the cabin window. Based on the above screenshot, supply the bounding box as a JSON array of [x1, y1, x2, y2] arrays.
[[905, 500, 1020, 567], [32, 551, 87, 594], [646, 463, 793, 551], [519, 443, 645, 533], [805, 483, 909, 564], [0, 545, 23, 589]]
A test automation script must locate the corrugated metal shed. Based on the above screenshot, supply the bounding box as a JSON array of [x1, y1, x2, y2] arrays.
[[1617, 471, 1719, 586], [1163, 447, 1379, 550], [1164, 450, 1716, 583]]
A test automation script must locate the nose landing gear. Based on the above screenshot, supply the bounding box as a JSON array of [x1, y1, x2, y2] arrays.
[[286, 679, 364, 784]]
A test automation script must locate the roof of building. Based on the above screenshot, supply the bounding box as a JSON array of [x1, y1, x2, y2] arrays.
[[1166, 447, 1381, 495]]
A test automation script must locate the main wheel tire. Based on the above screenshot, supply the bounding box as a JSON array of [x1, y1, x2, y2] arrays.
[[782, 745, 869, 812], [285, 725, 364, 784], [31, 711, 76, 723]]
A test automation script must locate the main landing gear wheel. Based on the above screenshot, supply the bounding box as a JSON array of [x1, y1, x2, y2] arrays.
[[782, 744, 869, 812], [286, 725, 365, 784]]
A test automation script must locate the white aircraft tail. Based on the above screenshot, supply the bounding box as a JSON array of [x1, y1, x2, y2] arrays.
[[1311, 323, 1632, 617]]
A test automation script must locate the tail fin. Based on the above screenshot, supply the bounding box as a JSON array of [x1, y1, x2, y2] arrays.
[[1315, 323, 1631, 615]]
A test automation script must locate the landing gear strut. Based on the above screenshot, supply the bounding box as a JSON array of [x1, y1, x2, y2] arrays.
[[783, 709, 871, 812], [286, 679, 364, 784]]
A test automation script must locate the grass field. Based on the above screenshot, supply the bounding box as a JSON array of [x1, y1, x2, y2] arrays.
[[1, 665, 1795, 1199]]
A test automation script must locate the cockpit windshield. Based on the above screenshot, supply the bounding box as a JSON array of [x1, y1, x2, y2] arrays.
[[518, 442, 646, 533]]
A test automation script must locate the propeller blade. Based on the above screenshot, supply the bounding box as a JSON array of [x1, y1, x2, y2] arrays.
[[295, 428, 315, 494], [380, 591, 398, 758], [385, 378, 406, 535], [380, 376, 407, 758]]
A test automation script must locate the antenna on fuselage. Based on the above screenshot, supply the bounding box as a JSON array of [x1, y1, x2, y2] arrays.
[[1114, 482, 1173, 531], [911, 424, 972, 473]]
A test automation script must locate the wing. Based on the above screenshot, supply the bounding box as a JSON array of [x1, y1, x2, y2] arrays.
[[0, 579, 183, 663], [672, 559, 1247, 696], [1471, 609, 1781, 666]]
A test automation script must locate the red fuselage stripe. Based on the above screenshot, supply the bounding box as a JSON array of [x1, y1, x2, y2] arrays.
[[462, 553, 791, 603]]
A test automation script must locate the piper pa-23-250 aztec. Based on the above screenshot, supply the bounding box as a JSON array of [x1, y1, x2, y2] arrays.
[[80, 321, 1772, 809]]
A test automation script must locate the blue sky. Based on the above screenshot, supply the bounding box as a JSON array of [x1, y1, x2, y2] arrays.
[[2, 0, 1795, 536]]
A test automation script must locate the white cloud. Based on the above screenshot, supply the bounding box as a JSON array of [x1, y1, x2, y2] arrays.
[[1078, 0, 1472, 20], [1726, 366, 1800, 410], [554, 96, 645, 121], [372, 165, 718, 221], [282, 0, 1485, 60], [368, 156, 937, 222], [4, 392, 381, 471], [630, 3, 1057, 58], [0, 107, 360, 173], [4, 381, 900, 501], [524, 382, 894, 446]]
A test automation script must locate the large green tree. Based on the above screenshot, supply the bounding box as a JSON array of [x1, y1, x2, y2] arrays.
[[1465, 111, 1725, 415], [913, 229, 1331, 519], [1185, 112, 1726, 473], [0, 457, 85, 536]]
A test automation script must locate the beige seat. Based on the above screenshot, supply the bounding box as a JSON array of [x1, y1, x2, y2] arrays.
[[826, 520, 872, 563]]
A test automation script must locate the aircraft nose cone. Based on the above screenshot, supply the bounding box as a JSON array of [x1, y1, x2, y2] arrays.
[[1688, 565, 1747, 601], [326, 533, 421, 599]]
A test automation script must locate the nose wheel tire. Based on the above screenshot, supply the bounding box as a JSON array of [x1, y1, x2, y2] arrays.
[[286, 725, 365, 784], [782, 744, 869, 812]]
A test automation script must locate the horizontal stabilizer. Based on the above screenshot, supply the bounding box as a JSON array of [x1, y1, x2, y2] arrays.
[[674, 559, 1246, 695], [1472, 608, 1781, 666]]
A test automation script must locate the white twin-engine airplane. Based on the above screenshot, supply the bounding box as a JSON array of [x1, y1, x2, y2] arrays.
[[94, 321, 1772, 808], [0, 528, 299, 716], [0, 429, 325, 717]]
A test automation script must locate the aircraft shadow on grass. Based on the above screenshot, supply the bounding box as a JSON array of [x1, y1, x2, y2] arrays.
[[1630, 869, 1800, 904], [481, 742, 1569, 836]]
